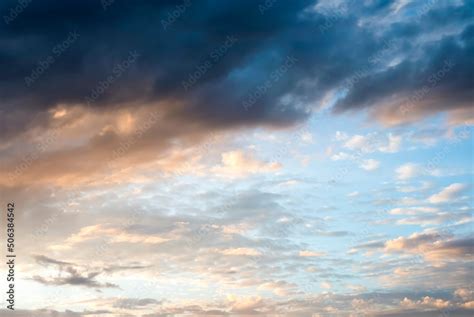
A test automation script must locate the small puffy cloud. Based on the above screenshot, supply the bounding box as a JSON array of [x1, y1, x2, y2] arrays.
[[455, 288, 474, 301], [212, 150, 281, 178], [428, 183, 468, 204], [227, 295, 263, 313], [400, 296, 451, 309], [331, 152, 354, 161], [335, 131, 349, 141], [343, 133, 402, 154], [378, 133, 402, 153], [360, 159, 380, 171], [344, 135, 371, 152], [257, 281, 296, 296], [395, 163, 420, 180], [301, 131, 314, 143]]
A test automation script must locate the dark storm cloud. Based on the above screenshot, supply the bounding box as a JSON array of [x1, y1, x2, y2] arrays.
[[0, 0, 317, 132], [333, 2, 474, 123], [2, 0, 470, 142]]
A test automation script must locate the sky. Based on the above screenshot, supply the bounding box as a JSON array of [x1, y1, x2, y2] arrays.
[[0, 0, 473, 316]]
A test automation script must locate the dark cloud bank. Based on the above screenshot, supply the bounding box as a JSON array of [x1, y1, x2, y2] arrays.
[[0, 0, 472, 142]]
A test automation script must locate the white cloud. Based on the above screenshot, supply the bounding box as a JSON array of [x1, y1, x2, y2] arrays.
[[400, 296, 451, 309], [301, 131, 314, 143], [220, 248, 262, 256], [51, 224, 170, 250], [395, 163, 420, 180], [335, 131, 348, 141], [299, 250, 326, 257], [211, 150, 281, 178], [428, 183, 468, 204], [344, 135, 371, 152], [389, 206, 438, 215], [330, 152, 354, 161], [378, 133, 402, 153], [343, 133, 401, 154], [360, 159, 380, 171]]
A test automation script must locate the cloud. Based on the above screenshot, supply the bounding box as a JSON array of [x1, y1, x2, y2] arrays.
[[384, 231, 474, 263], [400, 296, 451, 309], [32, 267, 118, 289], [343, 133, 402, 154], [29, 255, 150, 293], [33, 254, 73, 267], [1, 0, 470, 189], [211, 150, 281, 178], [344, 134, 372, 152], [388, 206, 439, 215], [227, 295, 264, 313], [428, 183, 468, 203], [334, 8, 474, 126], [360, 158, 380, 171], [379, 134, 402, 153], [395, 163, 421, 180], [112, 298, 161, 309], [299, 250, 326, 257], [219, 247, 262, 256], [51, 224, 170, 250]]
